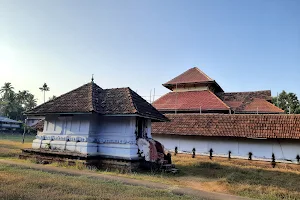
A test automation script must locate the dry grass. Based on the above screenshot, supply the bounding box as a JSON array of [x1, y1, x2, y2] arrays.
[[0, 164, 198, 200], [0, 134, 33, 158], [97, 154, 300, 200], [171, 154, 300, 199], [2, 134, 300, 200]]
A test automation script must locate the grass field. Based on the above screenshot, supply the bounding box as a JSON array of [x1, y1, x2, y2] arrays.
[[0, 133, 34, 158], [0, 134, 198, 200], [0, 164, 199, 200], [1, 134, 300, 200]]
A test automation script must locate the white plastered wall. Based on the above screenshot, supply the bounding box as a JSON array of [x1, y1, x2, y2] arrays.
[[153, 135, 300, 162], [32, 114, 95, 154], [90, 115, 139, 160], [32, 114, 152, 160]]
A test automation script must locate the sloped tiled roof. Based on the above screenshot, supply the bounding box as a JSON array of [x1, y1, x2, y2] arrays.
[[152, 114, 300, 139], [164, 67, 213, 85], [97, 87, 168, 121], [219, 90, 272, 101], [218, 90, 283, 113], [26, 83, 102, 114], [241, 98, 284, 113], [26, 82, 168, 122], [152, 90, 230, 111]]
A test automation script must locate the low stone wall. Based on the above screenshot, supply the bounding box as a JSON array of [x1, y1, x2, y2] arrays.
[[20, 148, 142, 173]]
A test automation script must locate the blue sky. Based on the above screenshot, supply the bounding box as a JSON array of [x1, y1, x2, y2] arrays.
[[0, 0, 299, 104]]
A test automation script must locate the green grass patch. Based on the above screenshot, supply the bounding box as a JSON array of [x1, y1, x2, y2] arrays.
[[0, 164, 199, 200], [0, 133, 35, 143]]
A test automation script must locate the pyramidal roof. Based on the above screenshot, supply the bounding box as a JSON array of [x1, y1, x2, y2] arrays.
[[163, 67, 223, 92], [25, 82, 168, 122], [164, 67, 214, 85]]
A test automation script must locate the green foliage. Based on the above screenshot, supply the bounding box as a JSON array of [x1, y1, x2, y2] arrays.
[[209, 148, 213, 160], [248, 152, 253, 160], [45, 142, 51, 149], [271, 153, 276, 168], [49, 95, 56, 101], [192, 148, 195, 158], [272, 90, 300, 114], [0, 82, 37, 120]]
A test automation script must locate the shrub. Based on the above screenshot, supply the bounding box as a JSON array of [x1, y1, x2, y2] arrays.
[[209, 148, 213, 160], [192, 148, 196, 158], [45, 143, 51, 149], [271, 153, 276, 168], [248, 152, 252, 160]]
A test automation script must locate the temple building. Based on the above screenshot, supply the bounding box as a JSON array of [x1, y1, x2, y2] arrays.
[[153, 67, 284, 114], [152, 67, 300, 162], [23, 81, 171, 171]]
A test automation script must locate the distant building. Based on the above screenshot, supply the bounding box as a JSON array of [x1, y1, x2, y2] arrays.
[[152, 67, 300, 162], [153, 67, 284, 114], [0, 116, 22, 131]]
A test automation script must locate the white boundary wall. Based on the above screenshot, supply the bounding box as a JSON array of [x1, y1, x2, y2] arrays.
[[153, 134, 300, 162]]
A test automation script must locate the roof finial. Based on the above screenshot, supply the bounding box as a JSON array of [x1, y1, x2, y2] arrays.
[[91, 74, 94, 83]]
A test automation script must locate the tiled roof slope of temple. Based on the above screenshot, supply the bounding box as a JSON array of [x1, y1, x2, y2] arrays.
[[217, 90, 284, 113], [153, 67, 283, 114], [26, 82, 168, 122], [219, 90, 272, 101], [152, 114, 300, 139], [152, 90, 230, 112]]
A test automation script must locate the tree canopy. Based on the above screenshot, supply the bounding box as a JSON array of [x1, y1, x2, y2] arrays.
[[0, 82, 37, 120], [272, 90, 300, 114]]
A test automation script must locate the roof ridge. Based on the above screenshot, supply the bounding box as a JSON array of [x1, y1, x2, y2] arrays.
[[88, 82, 94, 112], [104, 87, 131, 90], [225, 90, 271, 94], [194, 67, 213, 81], [126, 87, 138, 113], [207, 90, 230, 109]]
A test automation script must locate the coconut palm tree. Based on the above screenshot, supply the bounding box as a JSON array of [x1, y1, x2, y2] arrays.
[[0, 82, 14, 99], [39, 83, 50, 103]]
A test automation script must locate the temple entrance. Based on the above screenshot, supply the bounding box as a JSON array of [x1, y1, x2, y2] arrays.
[[136, 117, 146, 138]]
